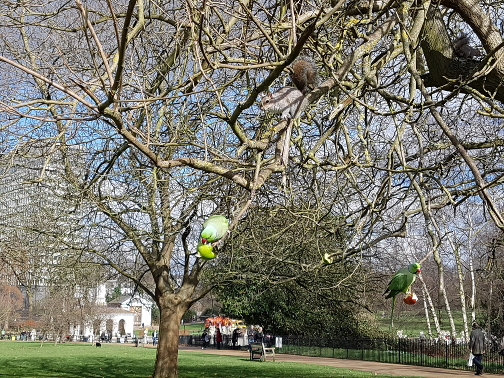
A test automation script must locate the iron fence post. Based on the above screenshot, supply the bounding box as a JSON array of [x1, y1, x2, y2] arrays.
[[445, 341, 448, 369], [420, 339, 424, 366], [398, 338, 401, 364]]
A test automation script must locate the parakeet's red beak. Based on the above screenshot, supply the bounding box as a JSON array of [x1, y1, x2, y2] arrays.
[[416, 268, 421, 273], [201, 238, 207, 244]]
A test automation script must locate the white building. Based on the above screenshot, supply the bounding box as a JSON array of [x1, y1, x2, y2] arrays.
[[74, 293, 154, 340], [72, 282, 155, 340], [74, 307, 135, 341], [107, 295, 154, 328], [95, 281, 154, 328]]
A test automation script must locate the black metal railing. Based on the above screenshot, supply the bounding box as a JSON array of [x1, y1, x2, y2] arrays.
[[275, 336, 504, 374], [180, 334, 504, 374]]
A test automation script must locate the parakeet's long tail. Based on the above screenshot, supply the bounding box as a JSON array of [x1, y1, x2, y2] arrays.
[[390, 296, 396, 329]]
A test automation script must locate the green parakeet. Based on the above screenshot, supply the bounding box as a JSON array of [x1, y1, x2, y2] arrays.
[[197, 215, 229, 260], [383, 262, 421, 328], [200, 215, 229, 243]]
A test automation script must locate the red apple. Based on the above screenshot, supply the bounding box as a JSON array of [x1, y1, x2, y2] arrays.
[[403, 293, 418, 305]]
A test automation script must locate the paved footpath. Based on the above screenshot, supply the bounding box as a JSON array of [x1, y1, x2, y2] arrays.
[[179, 346, 484, 377]]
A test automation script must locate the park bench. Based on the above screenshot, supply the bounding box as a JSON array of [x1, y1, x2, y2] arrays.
[[249, 342, 275, 362]]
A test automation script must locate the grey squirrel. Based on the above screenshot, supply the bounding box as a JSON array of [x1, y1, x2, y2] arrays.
[[453, 32, 481, 59], [260, 59, 317, 119]]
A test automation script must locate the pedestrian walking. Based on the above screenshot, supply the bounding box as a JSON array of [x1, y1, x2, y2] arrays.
[[469, 322, 485, 375], [201, 329, 210, 349]]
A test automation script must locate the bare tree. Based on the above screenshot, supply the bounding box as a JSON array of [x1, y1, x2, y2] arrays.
[[418, 273, 440, 336], [0, 285, 24, 330], [1, 1, 504, 376], [446, 231, 470, 340]]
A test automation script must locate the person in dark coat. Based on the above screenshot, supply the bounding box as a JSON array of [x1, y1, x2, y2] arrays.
[[469, 322, 486, 375], [254, 326, 263, 342], [232, 328, 240, 349], [201, 329, 210, 349], [216, 328, 223, 350]]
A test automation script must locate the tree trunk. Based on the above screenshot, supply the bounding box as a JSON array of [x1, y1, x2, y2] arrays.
[[448, 234, 469, 341], [421, 287, 433, 338], [432, 247, 457, 337], [469, 256, 476, 322], [421, 4, 504, 103], [153, 295, 189, 378], [418, 274, 440, 335], [26, 287, 34, 321], [488, 280, 493, 335]]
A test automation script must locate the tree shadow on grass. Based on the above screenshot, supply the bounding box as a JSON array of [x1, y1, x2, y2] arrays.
[[0, 343, 389, 378], [0, 356, 154, 378], [178, 353, 375, 378], [0, 343, 155, 378]]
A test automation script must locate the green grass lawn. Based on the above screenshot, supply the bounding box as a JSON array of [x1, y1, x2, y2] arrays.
[[376, 309, 472, 337], [180, 322, 205, 333], [0, 341, 427, 378]]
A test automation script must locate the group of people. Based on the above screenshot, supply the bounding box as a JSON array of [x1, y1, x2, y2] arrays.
[[201, 325, 269, 350], [202, 327, 225, 349], [201, 326, 236, 350], [247, 326, 263, 344], [201, 326, 272, 349]]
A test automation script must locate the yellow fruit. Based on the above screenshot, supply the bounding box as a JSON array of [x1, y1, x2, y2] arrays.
[[197, 244, 216, 260], [323, 253, 334, 264]]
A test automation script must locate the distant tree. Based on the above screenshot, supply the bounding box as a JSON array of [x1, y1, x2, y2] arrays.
[[181, 309, 197, 323], [475, 231, 504, 338], [201, 306, 223, 317], [210, 205, 382, 338], [151, 306, 160, 326], [0, 285, 24, 330], [106, 285, 123, 303], [36, 264, 104, 345], [0, 144, 103, 321]]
